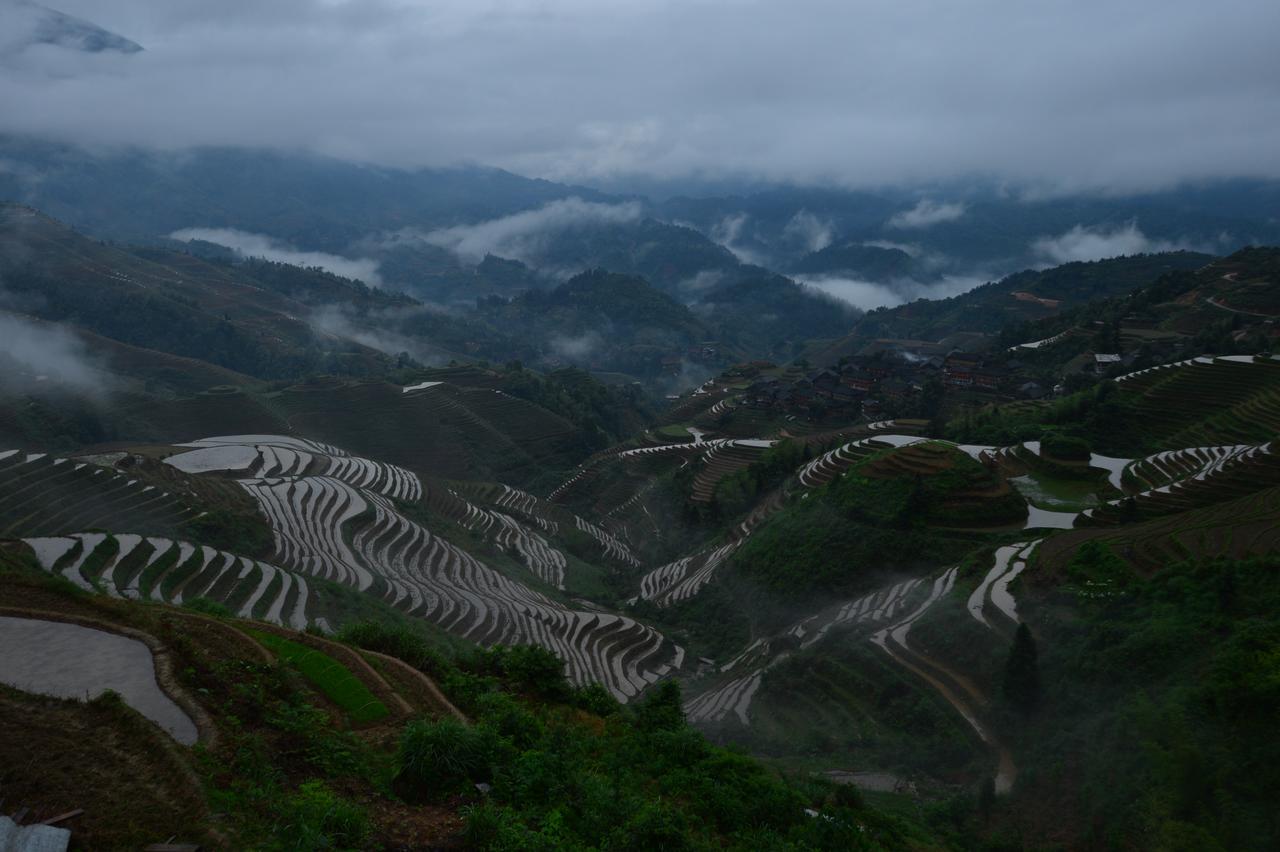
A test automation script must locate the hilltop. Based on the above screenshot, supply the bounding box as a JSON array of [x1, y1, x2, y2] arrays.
[[2, 1, 142, 55]]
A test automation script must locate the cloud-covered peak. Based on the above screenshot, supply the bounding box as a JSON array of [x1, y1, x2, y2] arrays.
[[0, 1, 142, 57]]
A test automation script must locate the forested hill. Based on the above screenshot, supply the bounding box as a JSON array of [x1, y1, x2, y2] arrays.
[[0, 204, 397, 379], [815, 251, 1213, 362]]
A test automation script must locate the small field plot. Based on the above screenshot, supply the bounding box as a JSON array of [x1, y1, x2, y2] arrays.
[[249, 630, 389, 723], [1010, 472, 1101, 512]]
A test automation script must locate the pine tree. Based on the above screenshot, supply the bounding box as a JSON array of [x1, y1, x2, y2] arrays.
[[1002, 622, 1040, 714]]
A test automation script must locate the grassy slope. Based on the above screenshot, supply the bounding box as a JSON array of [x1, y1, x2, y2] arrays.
[[249, 630, 391, 724]]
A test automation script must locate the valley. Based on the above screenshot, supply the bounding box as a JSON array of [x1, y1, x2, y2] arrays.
[[1, 39, 1279, 842]]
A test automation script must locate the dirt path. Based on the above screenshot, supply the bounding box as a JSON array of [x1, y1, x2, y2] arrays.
[[871, 566, 1017, 793], [872, 631, 1016, 793], [1206, 272, 1276, 317], [1206, 295, 1273, 317]]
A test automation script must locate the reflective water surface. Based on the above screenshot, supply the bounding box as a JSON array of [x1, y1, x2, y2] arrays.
[[0, 616, 198, 744]]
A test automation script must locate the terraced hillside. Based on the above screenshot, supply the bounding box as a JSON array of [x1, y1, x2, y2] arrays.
[[21, 532, 318, 630], [1113, 354, 1280, 448], [447, 481, 641, 569], [91, 377, 592, 490], [0, 450, 198, 537], [272, 379, 584, 487], [1039, 483, 1280, 576], [160, 434, 683, 700], [1081, 441, 1280, 525]]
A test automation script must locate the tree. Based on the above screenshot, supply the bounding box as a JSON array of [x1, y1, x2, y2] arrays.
[[977, 777, 996, 824], [636, 681, 686, 732], [1002, 623, 1041, 714]]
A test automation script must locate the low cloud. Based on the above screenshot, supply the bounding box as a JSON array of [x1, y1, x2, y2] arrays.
[[862, 239, 921, 257], [1031, 222, 1184, 264], [799, 274, 987, 311], [0, 310, 108, 397], [675, 269, 724, 298], [887, 200, 967, 229], [405, 197, 643, 267], [169, 227, 383, 286], [548, 331, 603, 361], [308, 304, 444, 365], [782, 210, 834, 253], [1, 2, 1278, 192], [710, 213, 767, 266]]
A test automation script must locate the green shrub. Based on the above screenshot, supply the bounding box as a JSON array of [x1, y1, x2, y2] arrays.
[[475, 692, 543, 749], [396, 717, 497, 800], [574, 682, 621, 717], [634, 681, 685, 732], [273, 781, 369, 851], [471, 644, 571, 701], [333, 619, 452, 679], [620, 800, 690, 851], [463, 802, 546, 851], [1040, 433, 1092, 461], [266, 701, 366, 777], [184, 597, 231, 618]]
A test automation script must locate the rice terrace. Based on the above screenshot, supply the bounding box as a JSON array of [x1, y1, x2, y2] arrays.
[[2, 3, 1280, 846]]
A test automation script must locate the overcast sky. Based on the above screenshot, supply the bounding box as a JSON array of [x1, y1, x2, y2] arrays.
[[3, 0, 1279, 191]]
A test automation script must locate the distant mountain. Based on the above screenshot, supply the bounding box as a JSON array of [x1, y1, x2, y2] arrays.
[[479, 269, 720, 377], [790, 242, 922, 280], [700, 270, 861, 355], [1, 1, 141, 55], [659, 182, 1280, 275], [0, 137, 609, 249]]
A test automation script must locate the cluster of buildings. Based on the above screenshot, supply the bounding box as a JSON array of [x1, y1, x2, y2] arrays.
[[723, 331, 1073, 422]]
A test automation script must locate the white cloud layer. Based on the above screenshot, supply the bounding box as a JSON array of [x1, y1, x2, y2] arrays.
[[0, 310, 106, 395], [549, 331, 602, 361], [2, 0, 1277, 190], [408, 197, 642, 266], [799, 274, 987, 311], [168, 227, 383, 285], [888, 200, 967, 229], [782, 210, 834, 253], [709, 213, 767, 266], [1031, 222, 1184, 264]]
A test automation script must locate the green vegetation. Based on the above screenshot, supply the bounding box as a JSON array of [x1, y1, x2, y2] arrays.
[[1000, 624, 1040, 715], [249, 630, 390, 724], [731, 444, 1020, 597], [1040, 434, 1091, 462], [183, 507, 274, 559], [656, 423, 695, 440], [342, 624, 938, 850], [840, 252, 1210, 349], [1012, 555, 1280, 849], [737, 641, 984, 776], [712, 438, 806, 517], [273, 780, 372, 851]]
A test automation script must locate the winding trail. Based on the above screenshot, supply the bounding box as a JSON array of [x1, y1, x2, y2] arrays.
[[871, 566, 1017, 793]]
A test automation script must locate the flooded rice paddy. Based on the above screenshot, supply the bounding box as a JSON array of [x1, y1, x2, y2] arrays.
[[0, 616, 197, 744]]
